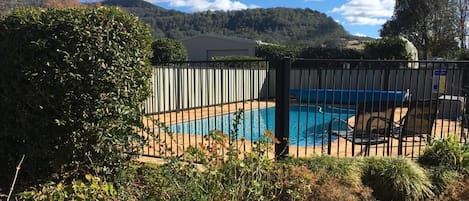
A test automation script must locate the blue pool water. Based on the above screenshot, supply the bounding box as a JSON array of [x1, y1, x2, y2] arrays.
[[169, 105, 354, 146]]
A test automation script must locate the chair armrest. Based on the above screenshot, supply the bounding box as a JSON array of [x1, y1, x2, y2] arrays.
[[328, 117, 353, 132]]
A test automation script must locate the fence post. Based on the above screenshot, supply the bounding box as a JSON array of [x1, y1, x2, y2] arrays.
[[275, 58, 291, 159]]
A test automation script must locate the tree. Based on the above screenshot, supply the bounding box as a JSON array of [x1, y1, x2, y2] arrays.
[[364, 37, 410, 60], [152, 38, 188, 63], [381, 0, 458, 59], [451, 0, 469, 48]]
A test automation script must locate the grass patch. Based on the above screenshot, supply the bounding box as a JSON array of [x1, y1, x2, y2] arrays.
[[363, 157, 434, 201], [293, 155, 363, 187]]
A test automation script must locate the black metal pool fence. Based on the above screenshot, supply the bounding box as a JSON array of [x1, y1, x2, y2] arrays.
[[142, 59, 469, 159]]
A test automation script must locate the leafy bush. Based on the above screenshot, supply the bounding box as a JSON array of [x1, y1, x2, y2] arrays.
[[125, 111, 373, 201], [418, 136, 469, 198], [300, 47, 364, 59], [419, 135, 469, 173], [152, 38, 188, 63], [209, 55, 268, 68], [256, 43, 364, 60], [132, 133, 280, 200], [256, 43, 303, 60], [209, 55, 264, 61], [19, 175, 117, 201], [362, 157, 434, 201], [128, 156, 373, 201], [0, 7, 153, 191], [364, 37, 410, 60]]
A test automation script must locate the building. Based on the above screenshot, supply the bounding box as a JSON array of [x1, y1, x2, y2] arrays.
[[181, 34, 257, 61]]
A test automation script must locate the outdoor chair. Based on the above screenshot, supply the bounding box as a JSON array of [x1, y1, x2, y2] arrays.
[[328, 103, 396, 156], [391, 99, 439, 155]]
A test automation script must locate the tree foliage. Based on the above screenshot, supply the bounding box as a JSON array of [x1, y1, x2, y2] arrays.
[[255, 43, 363, 60], [152, 38, 188, 63], [381, 0, 459, 59], [300, 47, 363, 59], [364, 37, 410, 60], [451, 0, 469, 49], [255, 44, 304, 60], [0, 7, 153, 191]]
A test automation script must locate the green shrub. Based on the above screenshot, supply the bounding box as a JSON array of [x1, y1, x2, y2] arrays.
[[209, 55, 264, 61], [128, 112, 373, 201], [255, 43, 303, 60], [418, 135, 469, 173], [362, 157, 434, 201], [19, 175, 117, 201], [129, 156, 374, 201], [209, 55, 268, 68], [299, 47, 364, 59], [152, 38, 188, 63], [364, 37, 410, 60], [0, 7, 153, 191], [428, 167, 460, 197], [294, 155, 363, 187]]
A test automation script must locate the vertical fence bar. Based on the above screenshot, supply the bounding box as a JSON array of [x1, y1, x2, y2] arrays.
[[275, 58, 291, 159]]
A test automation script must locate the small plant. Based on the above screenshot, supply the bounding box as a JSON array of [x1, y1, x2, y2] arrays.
[[19, 174, 117, 201], [362, 157, 434, 201], [418, 135, 469, 173]]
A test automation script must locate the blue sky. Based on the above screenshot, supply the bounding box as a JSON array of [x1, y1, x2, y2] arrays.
[[145, 0, 396, 38]]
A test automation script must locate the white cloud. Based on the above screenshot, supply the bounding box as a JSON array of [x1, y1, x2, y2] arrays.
[[147, 0, 258, 12], [332, 0, 395, 25], [353, 32, 368, 37]]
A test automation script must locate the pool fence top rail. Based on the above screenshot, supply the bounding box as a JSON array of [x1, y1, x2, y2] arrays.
[[143, 58, 469, 159]]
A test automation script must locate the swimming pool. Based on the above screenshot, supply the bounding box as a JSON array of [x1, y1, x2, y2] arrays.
[[168, 105, 354, 146]]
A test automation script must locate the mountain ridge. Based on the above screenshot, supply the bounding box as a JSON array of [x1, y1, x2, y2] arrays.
[[100, 0, 353, 46]]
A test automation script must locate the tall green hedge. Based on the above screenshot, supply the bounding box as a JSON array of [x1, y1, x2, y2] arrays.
[[151, 38, 187, 63], [255, 44, 303, 60], [364, 37, 410, 60], [0, 7, 153, 191], [255, 43, 364, 60], [300, 47, 364, 59]]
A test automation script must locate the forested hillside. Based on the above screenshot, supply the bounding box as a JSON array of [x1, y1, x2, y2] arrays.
[[100, 0, 350, 46], [1, 0, 359, 46]]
